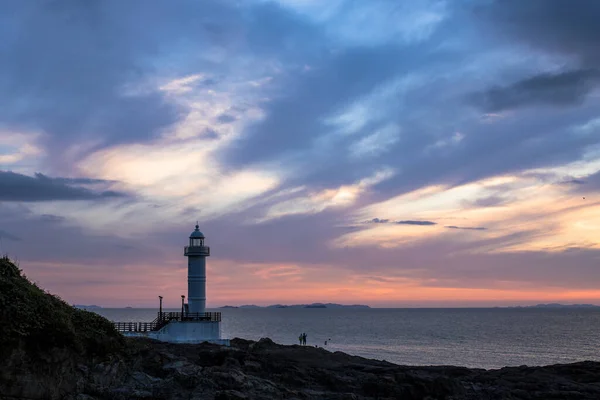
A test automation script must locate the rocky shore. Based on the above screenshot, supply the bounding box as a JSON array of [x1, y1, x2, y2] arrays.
[[2, 257, 600, 399], [3, 336, 600, 399]]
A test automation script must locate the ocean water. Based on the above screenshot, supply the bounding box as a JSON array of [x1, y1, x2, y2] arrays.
[[91, 307, 600, 370]]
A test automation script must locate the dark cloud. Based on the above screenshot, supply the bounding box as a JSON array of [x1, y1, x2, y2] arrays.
[[470, 69, 600, 112], [477, 0, 600, 65], [366, 218, 389, 224], [41, 174, 116, 185], [560, 178, 586, 185], [396, 220, 437, 226], [446, 226, 486, 231], [0, 230, 21, 242], [0, 171, 126, 202], [473, 196, 509, 208], [40, 214, 66, 223], [470, 1, 600, 112], [569, 171, 600, 193], [202, 128, 220, 140], [200, 78, 218, 86], [216, 114, 237, 124]]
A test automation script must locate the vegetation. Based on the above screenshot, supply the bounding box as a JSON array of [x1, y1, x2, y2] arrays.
[[0, 255, 124, 359]]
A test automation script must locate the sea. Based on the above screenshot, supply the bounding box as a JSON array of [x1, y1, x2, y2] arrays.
[[91, 307, 600, 370]]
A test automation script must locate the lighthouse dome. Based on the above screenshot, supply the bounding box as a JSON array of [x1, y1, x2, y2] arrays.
[[190, 224, 205, 238]]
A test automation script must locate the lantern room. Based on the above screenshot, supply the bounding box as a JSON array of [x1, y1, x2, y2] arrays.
[[189, 224, 205, 247]]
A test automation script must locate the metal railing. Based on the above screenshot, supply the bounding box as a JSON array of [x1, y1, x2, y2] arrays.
[[158, 311, 221, 322], [184, 246, 210, 256], [114, 321, 155, 332], [114, 311, 221, 333]]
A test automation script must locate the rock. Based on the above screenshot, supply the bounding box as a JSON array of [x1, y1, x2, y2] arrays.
[[5, 337, 600, 400], [215, 389, 248, 400], [75, 395, 97, 400], [163, 360, 202, 375], [129, 371, 162, 387], [243, 360, 261, 369]]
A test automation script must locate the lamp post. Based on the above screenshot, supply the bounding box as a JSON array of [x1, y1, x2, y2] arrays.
[[181, 295, 185, 318], [158, 295, 163, 320]]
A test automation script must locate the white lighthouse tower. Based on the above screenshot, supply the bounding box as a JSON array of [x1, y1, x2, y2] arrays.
[[185, 223, 209, 314], [114, 224, 229, 345]]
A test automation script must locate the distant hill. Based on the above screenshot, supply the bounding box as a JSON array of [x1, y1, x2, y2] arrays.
[[266, 303, 370, 309], [521, 303, 600, 309], [505, 303, 600, 309], [74, 304, 102, 309], [220, 303, 370, 309]]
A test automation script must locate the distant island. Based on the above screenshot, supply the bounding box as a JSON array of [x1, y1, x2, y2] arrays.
[[219, 303, 370, 309], [74, 304, 102, 309], [511, 303, 600, 309]]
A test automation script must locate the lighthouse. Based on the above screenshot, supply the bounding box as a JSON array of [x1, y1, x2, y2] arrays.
[[184, 223, 210, 314], [113, 224, 229, 345]]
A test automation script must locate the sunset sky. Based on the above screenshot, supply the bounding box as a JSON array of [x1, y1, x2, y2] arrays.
[[1, 0, 600, 307]]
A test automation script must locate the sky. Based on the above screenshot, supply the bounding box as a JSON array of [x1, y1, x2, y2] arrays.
[[1, 0, 600, 308]]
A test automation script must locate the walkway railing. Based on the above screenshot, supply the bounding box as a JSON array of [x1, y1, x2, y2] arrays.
[[114, 311, 221, 333], [114, 321, 155, 332]]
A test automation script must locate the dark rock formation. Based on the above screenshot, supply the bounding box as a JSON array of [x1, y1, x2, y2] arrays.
[[4, 336, 600, 400], [2, 257, 600, 399]]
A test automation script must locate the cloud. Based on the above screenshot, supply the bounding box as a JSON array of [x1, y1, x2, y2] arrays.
[[0, 171, 126, 202], [446, 226, 486, 231], [472, 195, 510, 208], [3, 0, 600, 306], [469, 1, 600, 113], [366, 218, 389, 224], [0, 0, 323, 172], [563, 179, 586, 185], [396, 220, 437, 226], [39, 214, 66, 223], [365, 218, 438, 226], [202, 129, 221, 140], [259, 168, 395, 221], [0, 230, 21, 242], [44, 175, 116, 185], [568, 170, 600, 193], [470, 69, 600, 112], [476, 0, 600, 65], [0, 1, 185, 169], [216, 114, 237, 124]]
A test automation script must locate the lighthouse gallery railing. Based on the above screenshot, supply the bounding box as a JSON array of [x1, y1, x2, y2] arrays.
[[184, 245, 210, 256], [114, 311, 221, 333]]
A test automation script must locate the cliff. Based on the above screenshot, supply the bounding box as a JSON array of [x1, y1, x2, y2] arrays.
[[2, 256, 600, 399]]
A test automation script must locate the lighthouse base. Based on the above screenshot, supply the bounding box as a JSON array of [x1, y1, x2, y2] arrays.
[[122, 320, 229, 346]]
